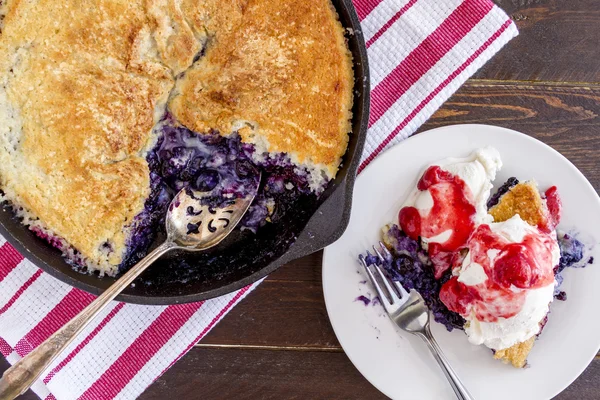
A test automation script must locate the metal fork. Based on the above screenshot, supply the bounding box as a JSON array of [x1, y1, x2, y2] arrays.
[[359, 243, 474, 400]]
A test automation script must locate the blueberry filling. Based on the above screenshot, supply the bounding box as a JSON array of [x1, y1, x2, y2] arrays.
[[364, 223, 592, 331], [355, 295, 371, 306], [373, 224, 466, 331], [554, 232, 592, 300], [557, 233, 585, 273], [487, 177, 519, 209], [122, 118, 326, 270]]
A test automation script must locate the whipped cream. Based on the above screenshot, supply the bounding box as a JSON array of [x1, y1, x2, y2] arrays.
[[402, 146, 502, 247], [435, 146, 502, 225], [465, 284, 555, 350], [456, 215, 560, 350]]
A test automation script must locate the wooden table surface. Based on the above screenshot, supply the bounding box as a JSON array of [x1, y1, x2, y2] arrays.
[[3, 0, 600, 399]]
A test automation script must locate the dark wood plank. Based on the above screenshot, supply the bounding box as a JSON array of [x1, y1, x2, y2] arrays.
[[265, 251, 322, 283], [201, 280, 340, 349], [1, 349, 598, 399], [201, 276, 600, 356], [479, 0, 600, 82], [420, 81, 600, 190], [556, 358, 600, 399], [203, 276, 600, 358], [141, 348, 387, 400], [140, 348, 600, 400]]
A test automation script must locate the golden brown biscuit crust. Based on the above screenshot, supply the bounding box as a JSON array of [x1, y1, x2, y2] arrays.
[[169, 0, 353, 178], [0, 0, 353, 274], [0, 0, 173, 274], [494, 336, 536, 368], [489, 181, 546, 227]]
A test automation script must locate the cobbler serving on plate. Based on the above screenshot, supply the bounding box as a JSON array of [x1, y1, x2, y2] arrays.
[[363, 147, 593, 368], [0, 0, 354, 276]]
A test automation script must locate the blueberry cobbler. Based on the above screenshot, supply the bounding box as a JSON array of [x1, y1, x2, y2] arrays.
[[363, 147, 593, 368], [0, 0, 353, 276]]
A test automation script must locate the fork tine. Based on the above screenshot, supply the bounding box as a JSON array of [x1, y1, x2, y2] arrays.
[[372, 245, 385, 263], [365, 265, 394, 308], [392, 279, 409, 298], [392, 280, 409, 298], [372, 244, 406, 299], [359, 255, 394, 308], [358, 254, 368, 269], [372, 264, 401, 305], [378, 241, 394, 262]]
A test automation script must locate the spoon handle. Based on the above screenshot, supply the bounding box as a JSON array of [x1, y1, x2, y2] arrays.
[[0, 241, 174, 399]]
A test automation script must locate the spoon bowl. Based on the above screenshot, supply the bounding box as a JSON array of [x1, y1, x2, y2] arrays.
[[167, 188, 258, 250]]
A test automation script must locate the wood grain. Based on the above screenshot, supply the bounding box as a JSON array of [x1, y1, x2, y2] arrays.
[[557, 359, 600, 400], [479, 0, 600, 82], [420, 81, 600, 190], [142, 348, 388, 400], [265, 252, 323, 283], [140, 348, 600, 400], [2, 350, 599, 399], [201, 281, 340, 349]]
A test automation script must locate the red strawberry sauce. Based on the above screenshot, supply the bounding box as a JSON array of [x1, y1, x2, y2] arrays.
[[398, 166, 476, 278], [398, 166, 561, 322], [439, 223, 557, 322], [541, 186, 562, 233]]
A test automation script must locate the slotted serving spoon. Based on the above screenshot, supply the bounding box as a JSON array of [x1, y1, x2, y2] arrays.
[[0, 176, 261, 399]]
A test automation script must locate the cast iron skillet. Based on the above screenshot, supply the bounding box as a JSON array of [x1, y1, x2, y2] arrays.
[[0, 0, 370, 305]]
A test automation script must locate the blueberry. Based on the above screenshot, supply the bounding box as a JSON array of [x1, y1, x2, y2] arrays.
[[193, 170, 220, 192], [158, 149, 173, 162], [190, 155, 207, 171], [235, 160, 257, 178], [555, 291, 567, 301], [363, 224, 466, 332], [558, 234, 585, 271], [173, 180, 186, 191], [241, 198, 269, 231], [170, 147, 194, 167], [266, 176, 285, 193], [180, 156, 203, 181], [161, 162, 178, 178]]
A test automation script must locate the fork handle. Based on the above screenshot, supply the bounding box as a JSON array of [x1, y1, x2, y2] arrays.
[[0, 241, 174, 400], [417, 325, 475, 400]]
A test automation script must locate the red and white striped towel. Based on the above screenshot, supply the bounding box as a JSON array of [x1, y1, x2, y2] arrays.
[[0, 0, 517, 398]]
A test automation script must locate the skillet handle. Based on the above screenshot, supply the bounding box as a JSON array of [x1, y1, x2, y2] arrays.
[[0, 242, 173, 400]]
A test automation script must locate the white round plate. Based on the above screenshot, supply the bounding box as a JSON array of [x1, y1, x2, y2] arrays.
[[323, 124, 600, 400]]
